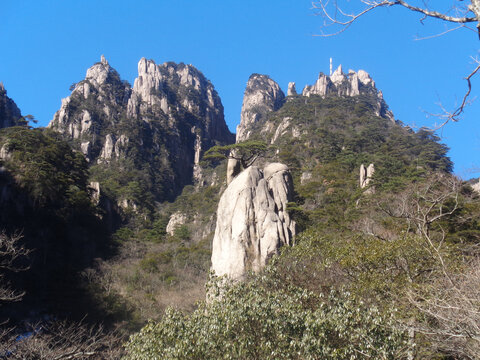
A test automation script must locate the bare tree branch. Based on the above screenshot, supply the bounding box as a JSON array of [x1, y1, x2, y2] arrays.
[[0, 232, 30, 303], [0, 320, 125, 359], [406, 259, 480, 359]]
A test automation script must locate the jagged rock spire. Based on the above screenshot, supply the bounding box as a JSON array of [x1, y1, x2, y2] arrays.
[[287, 82, 297, 96], [237, 74, 285, 142], [301, 63, 394, 122], [0, 83, 22, 129]]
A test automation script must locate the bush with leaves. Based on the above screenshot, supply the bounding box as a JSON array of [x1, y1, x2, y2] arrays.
[[124, 271, 407, 360]]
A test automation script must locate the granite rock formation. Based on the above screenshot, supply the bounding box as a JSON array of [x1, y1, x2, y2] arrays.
[[166, 212, 188, 236], [236, 74, 285, 142], [360, 163, 375, 194], [302, 65, 394, 121], [49, 56, 234, 204], [287, 82, 297, 96], [211, 163, 295, 280]]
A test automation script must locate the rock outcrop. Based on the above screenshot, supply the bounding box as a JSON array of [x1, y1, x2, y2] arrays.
[[302, 65, 394, 121], [287, 82, 297, 96], [166, 212, 188, 236], [49, 56, 234, 203], [471, 179, 480, 194], [211, 163, 295, 280], [49, 55, 131, 147], [360, 163, 375, 194], [236, 74, 285, 142], [226, 156, 241, 185], [0, 83, 22, 129]]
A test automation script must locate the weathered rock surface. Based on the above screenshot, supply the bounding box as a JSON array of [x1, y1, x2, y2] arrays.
[[211, 163, 295, 280], [287, 82, 297, 96], [226, 156, 241, 185], [302, 65, 394, 121], [236, 74, 285, 142], [90, 181, 101, 204], [166, 212, 188, 236], [360, 163, 375, 194], [472, 179, 480, 194], [48, 56, 234, 203], [49, 56, 131, 143], [0, 83, 22, 129]]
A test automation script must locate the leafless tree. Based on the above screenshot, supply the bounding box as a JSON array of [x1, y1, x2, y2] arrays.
[[0, 320, 125, 359], [312, 0, 480, 125], [378, 173, 461, 262], [0, 234, 125, 358], [407, 259, 480, 359], [0, 232, 30, 303], [373, 174, 480, 358]]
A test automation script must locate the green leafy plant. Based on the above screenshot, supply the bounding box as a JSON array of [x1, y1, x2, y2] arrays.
[[124, 273, 407, 359]]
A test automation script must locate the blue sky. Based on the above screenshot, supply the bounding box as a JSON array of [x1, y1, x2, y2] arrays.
[[1, 0, 479, 178]]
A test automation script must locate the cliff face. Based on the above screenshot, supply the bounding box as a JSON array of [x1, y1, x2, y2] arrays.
[[211, 163, 295, 280], [236, 74, 285, 142], [0, 83, 22, 129], [48, 56, 130, 160], [48, 56, 234, 204]]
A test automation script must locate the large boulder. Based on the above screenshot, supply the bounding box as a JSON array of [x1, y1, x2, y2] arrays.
[[211, 163, 295, 280]]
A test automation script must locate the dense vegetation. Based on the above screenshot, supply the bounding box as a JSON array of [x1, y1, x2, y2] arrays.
[[123, 94, 480, 359], [0, 127, 113, 321], [1, 88, 479, 359]]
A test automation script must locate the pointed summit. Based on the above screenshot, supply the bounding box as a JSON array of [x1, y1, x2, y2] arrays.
[[0, 82, 22, 128], [100, 54, 108, 65], [330, 64, 345, 85], [237, 74, 285, 142]]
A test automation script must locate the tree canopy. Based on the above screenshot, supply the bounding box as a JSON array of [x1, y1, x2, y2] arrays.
[[202, 140, 269, 169]]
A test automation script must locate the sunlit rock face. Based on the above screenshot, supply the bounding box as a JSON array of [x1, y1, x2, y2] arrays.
[[236, 74, 285, 142], [302, 65, 394, 121], [49, 55, 131, 148], [48, 56, 234, 203], [211, 163, 296, 280], [360, 163, 375, 194]]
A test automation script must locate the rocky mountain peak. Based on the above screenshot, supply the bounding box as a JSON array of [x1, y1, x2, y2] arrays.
[[330, 64, 346, 86], [48, 56, 233, 204], [302, 65, 393, 121], [236, 74, 285, 142], [85, 56, 115, 87], [49, 56, 130, 143], [0, 83, 22, 129]]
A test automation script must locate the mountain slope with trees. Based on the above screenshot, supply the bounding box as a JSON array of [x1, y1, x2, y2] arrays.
[[124, 69, 480, 359], [0, 61, 479, 359]]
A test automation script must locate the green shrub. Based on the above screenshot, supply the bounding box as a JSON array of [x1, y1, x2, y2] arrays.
[[173, 225, 190, 241], [124, 274, 407, 359]]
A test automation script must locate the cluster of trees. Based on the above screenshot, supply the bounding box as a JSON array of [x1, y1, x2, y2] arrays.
[[2, 3, 480, 357], [124, 167, 480, 359], [125, 273, 407, 359], [0, 127, 126, 358]]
